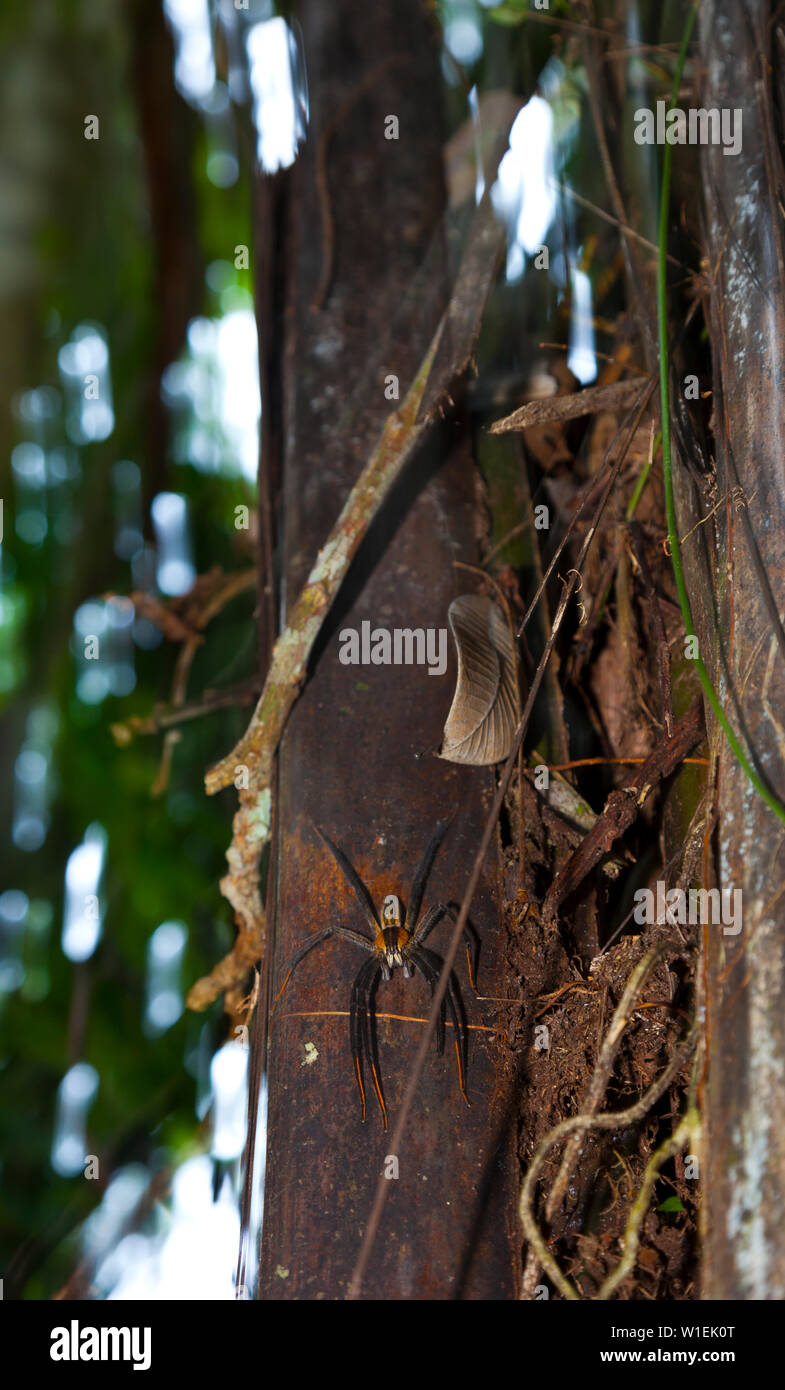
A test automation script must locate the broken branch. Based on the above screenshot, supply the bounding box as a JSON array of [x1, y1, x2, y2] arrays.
[[490, 377, 650, 435]]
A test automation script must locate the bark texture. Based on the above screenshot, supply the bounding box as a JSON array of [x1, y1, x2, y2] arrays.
[[258, 0, 517, 1299], [697, 0, 785, 1300]]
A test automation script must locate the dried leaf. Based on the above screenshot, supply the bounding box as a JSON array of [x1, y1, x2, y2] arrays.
[[438, 594, 520, 765]]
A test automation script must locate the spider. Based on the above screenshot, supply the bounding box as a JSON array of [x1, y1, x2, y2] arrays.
[[274, 819, 478, 1131]]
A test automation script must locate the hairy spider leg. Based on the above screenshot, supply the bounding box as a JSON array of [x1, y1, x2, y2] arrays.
[[411, 902, 480, 996], [407, 817, 453, 930], [349, 957, 368, 1122], [404, 942, 447, 1054], [434, 942, 469, 1077], [408, 943, 470, 1109], [274, 925, 374, 1005], [351, 955, 387, 1129], [314, 826, 380, 933]]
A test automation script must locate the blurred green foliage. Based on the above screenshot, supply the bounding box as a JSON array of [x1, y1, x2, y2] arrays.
[[0, 0, 257, 1295]]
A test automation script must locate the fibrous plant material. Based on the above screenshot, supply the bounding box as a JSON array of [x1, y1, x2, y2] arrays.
[[519, 941, 698, 1301]]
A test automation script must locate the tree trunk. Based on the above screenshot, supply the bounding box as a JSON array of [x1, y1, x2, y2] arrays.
[[258, 0, 518, 1300], [696, 0, 785, 1299]]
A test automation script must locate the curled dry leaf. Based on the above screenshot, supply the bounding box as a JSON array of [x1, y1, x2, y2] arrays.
[[438, 594, 520, 765]]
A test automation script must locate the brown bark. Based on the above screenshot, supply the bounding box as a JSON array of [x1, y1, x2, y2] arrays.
[[257, 0, 517, 1299]]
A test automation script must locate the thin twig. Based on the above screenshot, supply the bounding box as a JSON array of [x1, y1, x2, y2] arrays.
[[120, 568, 257, 796], [274, 1009, 494, 1032], [550, 179, 685, 268], [111, 679, 261, 745]]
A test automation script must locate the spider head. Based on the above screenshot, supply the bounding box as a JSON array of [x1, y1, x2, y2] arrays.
[[376, 895, 414, 979]]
